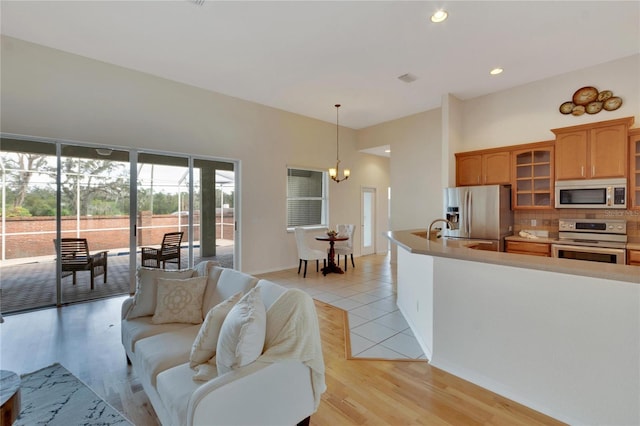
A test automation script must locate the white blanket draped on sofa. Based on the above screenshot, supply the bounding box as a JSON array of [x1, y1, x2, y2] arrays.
[[259, 288, 326, 409]]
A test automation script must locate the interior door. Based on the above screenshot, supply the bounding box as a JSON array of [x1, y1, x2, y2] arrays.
[[361, 187, 376, 256]]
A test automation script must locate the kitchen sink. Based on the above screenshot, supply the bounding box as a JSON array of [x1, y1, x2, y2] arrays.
[[412, 231, 498, 251]]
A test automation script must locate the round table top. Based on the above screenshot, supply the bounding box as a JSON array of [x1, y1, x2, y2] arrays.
[[315, 235, 349, 242], [0, 370, 20, 406]]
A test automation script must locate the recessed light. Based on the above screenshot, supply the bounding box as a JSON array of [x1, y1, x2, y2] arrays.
[[490, 67, 504, 76], [384, 149, 391, 153], [431, 9, 448, 23]]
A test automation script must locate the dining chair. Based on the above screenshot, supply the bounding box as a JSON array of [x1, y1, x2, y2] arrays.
[[57, 238, 108, 289], [141, 231, 184, 269], [294, 227, 326, 278], [332, 224, 355, 271]]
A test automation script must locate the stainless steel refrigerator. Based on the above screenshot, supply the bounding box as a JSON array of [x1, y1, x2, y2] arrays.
[[443, 184, 513, 251]]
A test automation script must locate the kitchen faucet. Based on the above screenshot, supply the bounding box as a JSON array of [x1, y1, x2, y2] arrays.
[[428, 219, 454, 241]]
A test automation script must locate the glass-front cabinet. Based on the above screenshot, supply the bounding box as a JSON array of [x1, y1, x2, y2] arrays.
[[512, 142, 554, 209]]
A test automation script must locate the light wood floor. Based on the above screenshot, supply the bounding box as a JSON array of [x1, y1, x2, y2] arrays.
[[0, 260, 565, 425]]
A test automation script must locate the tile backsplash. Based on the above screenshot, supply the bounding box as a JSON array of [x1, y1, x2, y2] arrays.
[[514, 209, 640, 239]]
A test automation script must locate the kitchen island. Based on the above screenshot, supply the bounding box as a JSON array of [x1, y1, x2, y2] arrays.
[[387, 229, 639, 426]]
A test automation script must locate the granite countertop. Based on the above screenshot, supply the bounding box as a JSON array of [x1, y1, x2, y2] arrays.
[[387, 229, 640, 284]]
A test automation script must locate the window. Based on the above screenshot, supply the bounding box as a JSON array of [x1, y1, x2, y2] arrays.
[[287, 167, 327, 228]]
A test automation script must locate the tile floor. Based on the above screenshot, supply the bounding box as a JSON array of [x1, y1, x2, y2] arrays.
[[256, 254, 426, 360]]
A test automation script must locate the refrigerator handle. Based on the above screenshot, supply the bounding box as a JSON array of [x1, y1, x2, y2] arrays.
[[467, 191, 472, 237]]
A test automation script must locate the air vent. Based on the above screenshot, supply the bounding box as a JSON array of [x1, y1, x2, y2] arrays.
[[397, 73, 418, 83]]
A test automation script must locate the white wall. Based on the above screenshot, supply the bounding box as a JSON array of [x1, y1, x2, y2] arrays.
[[398, 249, 640, 425], [396, 247, 433, 359], [358, 109, 443, 232], [461, 54, 640, 151], [0, 36, 390, 274]]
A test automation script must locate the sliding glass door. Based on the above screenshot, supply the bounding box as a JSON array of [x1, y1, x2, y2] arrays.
[[136, 153, 190, 271], [1, 137, 237, 315], [59, 144, 130, 304], [1, 139, 58, 312]]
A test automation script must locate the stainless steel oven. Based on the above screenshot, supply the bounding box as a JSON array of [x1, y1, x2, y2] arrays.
[[552, 219, 627, 265]]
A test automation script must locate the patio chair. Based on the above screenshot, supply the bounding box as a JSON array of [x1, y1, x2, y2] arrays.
[[58, 238, 108, 290], [141, 231, 184, 269]]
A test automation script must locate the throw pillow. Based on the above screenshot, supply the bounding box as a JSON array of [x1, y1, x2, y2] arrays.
[[151, 276, 208, 324], [216, 287, 266, 375], [189, 291, 243, 368], [126, 267, 196, 319]]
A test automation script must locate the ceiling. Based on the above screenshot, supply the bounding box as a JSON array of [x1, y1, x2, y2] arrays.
[[1, 1, 639, 130]]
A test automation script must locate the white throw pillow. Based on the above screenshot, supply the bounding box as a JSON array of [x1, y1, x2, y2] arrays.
[[216, 287, 266, 375], [151, 276, 208, 324], [126, 267, 196, 319], [189, 292, 243, 368]]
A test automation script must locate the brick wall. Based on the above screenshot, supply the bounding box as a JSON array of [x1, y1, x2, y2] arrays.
[[0, 213, 234, 259]]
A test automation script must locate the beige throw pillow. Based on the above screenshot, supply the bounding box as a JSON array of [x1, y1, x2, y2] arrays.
[[216, 287, 266, 375], [189, 292, 243, 368], [126, 267, 196, 319], [151, 276, 208, 324]]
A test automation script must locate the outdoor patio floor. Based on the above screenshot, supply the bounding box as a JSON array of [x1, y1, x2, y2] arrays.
[[0, 243, 233, 314]]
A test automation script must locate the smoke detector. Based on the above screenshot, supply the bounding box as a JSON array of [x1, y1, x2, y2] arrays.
[[397, 73, 418, 83]]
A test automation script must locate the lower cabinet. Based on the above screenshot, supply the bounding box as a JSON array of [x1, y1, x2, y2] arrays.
[[628, 250, 640, 266], [505, 241, 551, 257]]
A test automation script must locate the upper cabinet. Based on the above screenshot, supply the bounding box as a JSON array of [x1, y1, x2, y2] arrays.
[[630, 128, 640, 209], [512, 142, 554, 210], [456, 149, 510, 186], [552, 117, 634, 180]]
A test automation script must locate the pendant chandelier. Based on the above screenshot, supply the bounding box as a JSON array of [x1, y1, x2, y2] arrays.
[[329, 104, 350, 183]]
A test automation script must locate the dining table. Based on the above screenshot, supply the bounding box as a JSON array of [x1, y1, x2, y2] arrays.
[[315, 235, 349, 275]]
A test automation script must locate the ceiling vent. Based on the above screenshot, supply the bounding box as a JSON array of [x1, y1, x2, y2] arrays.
[[397, 73, 418, 83]]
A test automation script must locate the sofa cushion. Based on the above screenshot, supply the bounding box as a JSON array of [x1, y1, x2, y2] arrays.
[[152, 276, 208, 324], [127, 267, 196, 319], [133, 325, 201, 387], [202, 268, 258, 314], [157, 363, 209, 426], [196, 263, 224, 312], [189, 292, 243, 368], [122, 316, 193, 354], [216, 287, 266, 375]]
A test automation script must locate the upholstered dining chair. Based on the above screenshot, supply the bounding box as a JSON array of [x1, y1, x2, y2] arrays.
[[294, 227, 326, 278], [141, 231, 184, 269], [332, 224, 355, 271], [58, 238, 108, 290]]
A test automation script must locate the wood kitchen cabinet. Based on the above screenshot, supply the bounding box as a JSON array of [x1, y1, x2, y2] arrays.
[[630, 128, 640, 209], [552, 117, 634, 180], [505, 241, 551, 257], [628, 249, 640, 266], [456, 149, 510, 186], [512, 142, 554, 209]]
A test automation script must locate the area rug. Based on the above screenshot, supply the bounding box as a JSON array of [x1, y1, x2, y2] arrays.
[[16, 363, 132, 426]]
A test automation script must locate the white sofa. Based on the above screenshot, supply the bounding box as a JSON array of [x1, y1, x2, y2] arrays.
[[121, 261, 325, 426]]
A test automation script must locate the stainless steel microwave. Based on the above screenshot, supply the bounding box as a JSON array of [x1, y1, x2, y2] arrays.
[[555, 178, 627, 209]]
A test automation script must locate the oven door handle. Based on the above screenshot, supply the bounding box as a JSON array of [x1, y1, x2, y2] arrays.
[[551, 244, 626, 264]]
